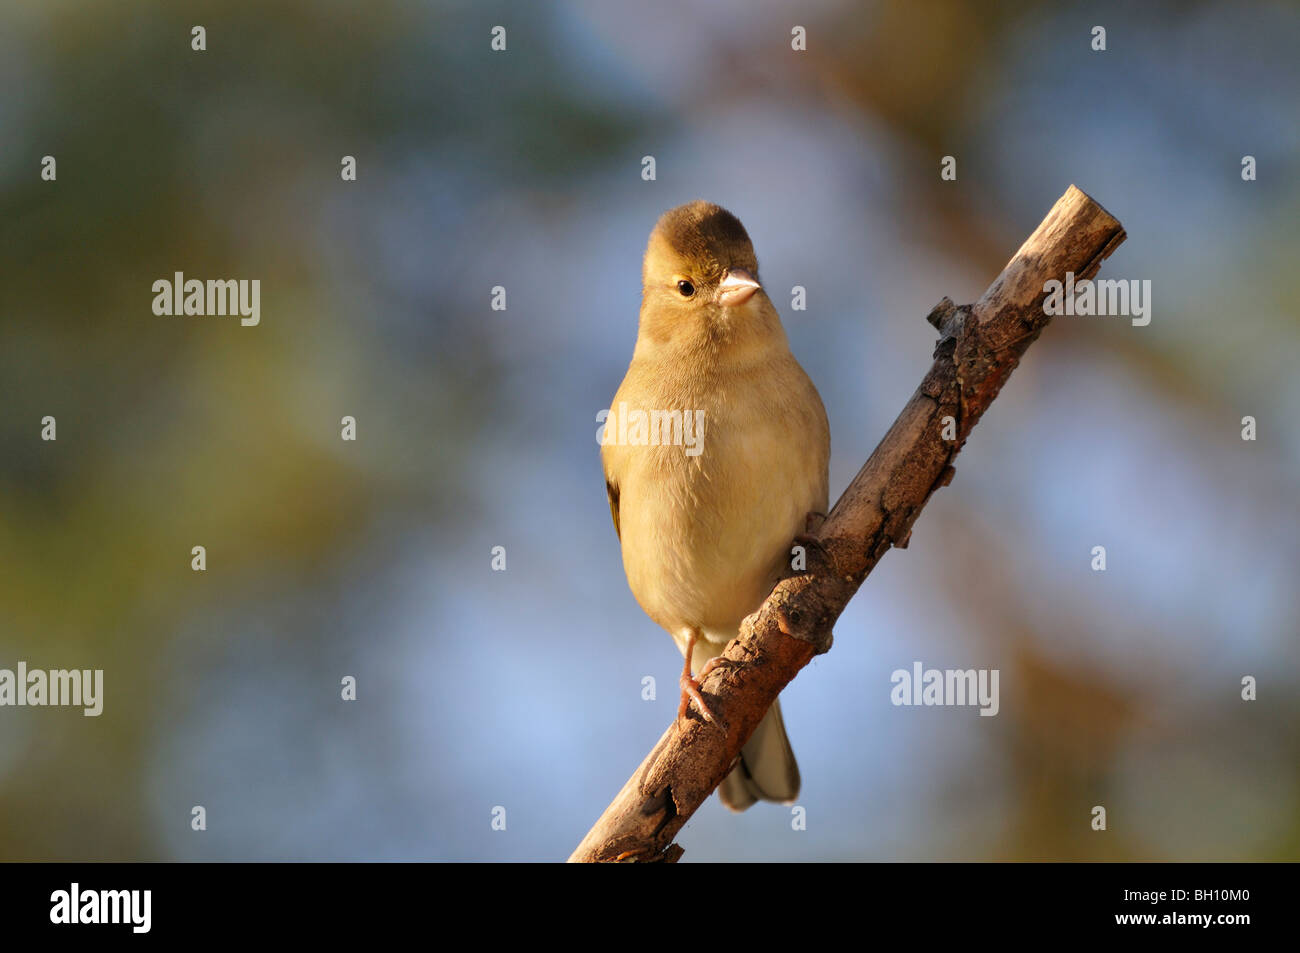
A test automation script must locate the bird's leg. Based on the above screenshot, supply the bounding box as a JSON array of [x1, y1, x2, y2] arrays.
[[678, 629, 719, 726]]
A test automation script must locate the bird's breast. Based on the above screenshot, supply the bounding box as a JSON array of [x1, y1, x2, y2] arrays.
[[607, 357, 829, 640]]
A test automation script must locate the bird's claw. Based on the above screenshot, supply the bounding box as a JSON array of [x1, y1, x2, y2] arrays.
[[678, 672, 718, 725]]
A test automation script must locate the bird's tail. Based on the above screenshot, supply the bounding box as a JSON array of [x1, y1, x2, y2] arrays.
[[717, 697, 800, 812]]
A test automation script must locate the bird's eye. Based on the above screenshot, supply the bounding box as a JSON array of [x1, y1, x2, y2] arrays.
[[677, 280, 695, 297]]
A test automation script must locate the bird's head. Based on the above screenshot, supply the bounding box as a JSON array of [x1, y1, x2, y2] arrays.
[[639, 201, 774, 347]]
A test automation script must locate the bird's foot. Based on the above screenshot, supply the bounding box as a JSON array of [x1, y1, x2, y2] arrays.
[[677, 632, 732, 727], [793, 532, 834, 570], [677, 672, 718, 725], [793, 512, 836, 571], [792, 531, 828, 552]]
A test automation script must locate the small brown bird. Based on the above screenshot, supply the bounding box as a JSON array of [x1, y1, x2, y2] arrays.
[[602, 201, 830, 810]]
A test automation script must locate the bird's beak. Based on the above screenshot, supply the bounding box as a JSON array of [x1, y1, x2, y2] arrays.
[[716, 267, 761, 308]]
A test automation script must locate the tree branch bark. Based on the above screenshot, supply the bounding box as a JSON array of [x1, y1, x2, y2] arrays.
[[569, 185, 1126, 863]]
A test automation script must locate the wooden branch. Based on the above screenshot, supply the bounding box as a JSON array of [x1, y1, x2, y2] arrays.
[[569, 185, 1126, 863]]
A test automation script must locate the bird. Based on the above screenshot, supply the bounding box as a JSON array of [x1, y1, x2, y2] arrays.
[[601, 200, 830, 811]]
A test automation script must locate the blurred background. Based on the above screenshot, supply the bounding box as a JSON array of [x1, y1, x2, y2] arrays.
[[1, 0, 1297, 861]]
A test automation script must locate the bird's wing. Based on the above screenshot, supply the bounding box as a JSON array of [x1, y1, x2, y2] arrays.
[[605, 479, 621, 541]]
